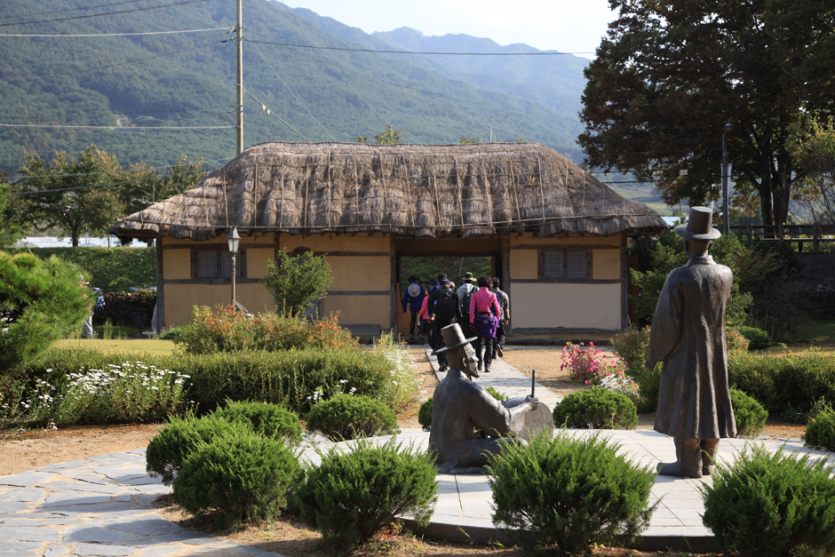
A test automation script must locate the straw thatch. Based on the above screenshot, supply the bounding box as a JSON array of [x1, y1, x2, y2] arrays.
[[111, 142, 668, 241]]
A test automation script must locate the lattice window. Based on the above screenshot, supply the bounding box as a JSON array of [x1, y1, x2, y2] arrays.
[[195, 249, 243, 278], [566, 251, 588, 278], [196, 250, 218, 278], [541, 249, 589, 280], [542, 251, 564, 278]]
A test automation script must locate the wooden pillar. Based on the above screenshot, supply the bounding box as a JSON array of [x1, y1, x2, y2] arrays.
[[502, 238, 511, 334], [389, 236, 397, 334], [155, 237, 166, 330], [747, 223, 754, 239], [620, 233, 628, 330]]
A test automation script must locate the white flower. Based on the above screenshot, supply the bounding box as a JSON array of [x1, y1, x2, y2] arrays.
[[46, 368, 53, 373]]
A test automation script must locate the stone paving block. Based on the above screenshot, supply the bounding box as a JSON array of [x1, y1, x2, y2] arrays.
[[89, 454, 146, 465], [0, 471, 54, 487], [0, 517, 86, 527], [72, 543, 139, 556], [63, 474, 113, 486], [119, 477, 164, 487], [64, 523, 146, 544], [0, 540, 41, 555], [0, 525, 61, 542], [124, 449, 146, 456], [105, 517, 183, 536], [45, 545, 71, 557], [37, 460, 94, 472], [36, 502, 155, 518], [92, 468, 148, 482], [0, 487, 45, 503], [125, 484, 170, 495], [152, 531, 216, 545], [135, 495, 158, 508], [42, 494, 114, 508], [0, 502, 31, 513], [135, 547, 183, 557], [41, 481, 125, 495]]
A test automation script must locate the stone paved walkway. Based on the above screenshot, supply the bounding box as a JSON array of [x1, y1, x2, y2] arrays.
[[2, 350, 834, 555]]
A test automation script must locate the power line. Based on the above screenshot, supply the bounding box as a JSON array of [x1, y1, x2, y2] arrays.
[[0, 123, 233, 130], [0, 27, 230, 37], [0, 0, 210, 28], [244, 0, 336, 141], [246, 39, 590, 57], [0, 0, 146, 21], [244, 89, 310, 141]]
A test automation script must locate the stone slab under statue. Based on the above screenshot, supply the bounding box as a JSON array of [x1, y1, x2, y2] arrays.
[[648, 206, 737, 479], [428, 323, 554, 474]]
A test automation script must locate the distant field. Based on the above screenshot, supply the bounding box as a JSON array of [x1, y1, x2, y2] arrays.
[[606, 184, 673, 215]]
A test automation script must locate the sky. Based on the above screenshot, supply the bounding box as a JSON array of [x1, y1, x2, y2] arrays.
[[277, 0, 619, 59]]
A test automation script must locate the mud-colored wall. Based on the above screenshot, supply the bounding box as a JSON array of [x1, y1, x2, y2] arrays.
[[512, 283, 621, 330], [164, 283, 275, 326], [592, 249, 621, 280]]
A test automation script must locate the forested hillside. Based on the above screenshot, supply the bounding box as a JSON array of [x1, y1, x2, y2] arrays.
[[0, 0, 587, 172]]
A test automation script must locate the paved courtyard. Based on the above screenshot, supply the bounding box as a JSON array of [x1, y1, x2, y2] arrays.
[[1, 350, 833, 555]]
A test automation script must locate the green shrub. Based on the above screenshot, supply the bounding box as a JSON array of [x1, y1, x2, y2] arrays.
[[738, 326, 773, 350], [729, 349, 835, 417], [552, 387, 638, 430], [0, 252, 91, 369], [173, 429, 302, 528], [262, 249, 332, 316], [488, 432, 657, 554], [418, 398, 433, 431], [611, 326, 661, 411], [296, 438, 437, 551], [179, 348, 400, 415], [176, 306, 356, 354], [93, 290, 155, 327], [804, 407, 835, 452], [212, 399, 302, 445], [13, 246, 155, 293], [306, 395, 398, 441], [485, 386, 508, 401], [726, 327, 751, 353], [700, 445, 835, 557], [158, 325, 185, 341], [8, 345, 411, 422], [730, 388, 768, 438], [146, 414, 252, 485]]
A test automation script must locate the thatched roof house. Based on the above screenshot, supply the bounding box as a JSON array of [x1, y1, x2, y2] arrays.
[[112, 142, 667, 337]]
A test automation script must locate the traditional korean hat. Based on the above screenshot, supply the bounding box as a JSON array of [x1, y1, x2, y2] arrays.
[[433, 323, 478, 354], [674, 206, 721, 240]]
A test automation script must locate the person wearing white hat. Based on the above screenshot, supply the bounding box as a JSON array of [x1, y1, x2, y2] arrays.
[[648, 206, 736, 479], [402, 275, 425, 339]]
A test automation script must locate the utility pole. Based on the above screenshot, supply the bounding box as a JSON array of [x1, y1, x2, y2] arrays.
[[236, 0, 243, 155], [721, 122, 732, 234]]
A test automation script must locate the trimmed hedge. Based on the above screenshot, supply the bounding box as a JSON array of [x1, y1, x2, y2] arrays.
[[306, 395, 398, 441], [93, 290, 156, 327], [10, 346, 401, 418], [296, 438, 437, 551], [729, 350, 835, 417], [488, 432, 657, 554], [730, 388, 768, 438], [804, 407, 835, 452], [552, 387, 638, 430], [701, 445, 835, 557], [212, 400, 302, 445], [173, 428, 302, 528]]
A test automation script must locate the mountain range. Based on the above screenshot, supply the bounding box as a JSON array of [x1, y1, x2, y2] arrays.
[[0, 0, 666, 211], [0, 0, 589, 170]]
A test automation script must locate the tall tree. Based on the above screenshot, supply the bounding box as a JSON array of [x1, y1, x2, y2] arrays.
[[117, 154, 208, 218], [0, 178, 21, 248], [14, 145, 124, 247], [579, 0, 835, 228], [788, 115, 835, 223]]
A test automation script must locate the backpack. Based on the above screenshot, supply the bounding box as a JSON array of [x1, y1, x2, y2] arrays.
[[434, 289, 457, 321], [461, 289, 474, 320]]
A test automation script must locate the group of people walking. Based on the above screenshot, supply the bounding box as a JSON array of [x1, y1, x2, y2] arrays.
[[402, 272, 509, 373]]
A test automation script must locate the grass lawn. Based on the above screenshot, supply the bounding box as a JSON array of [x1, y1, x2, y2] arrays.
[[52, 338, 177, 356], [794, 320, 835, 344]]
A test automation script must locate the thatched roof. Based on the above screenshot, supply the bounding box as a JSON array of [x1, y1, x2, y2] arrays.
[[111, 142, 668, 241]]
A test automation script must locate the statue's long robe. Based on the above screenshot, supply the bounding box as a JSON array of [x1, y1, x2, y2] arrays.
[[649, 255, 737, 439]]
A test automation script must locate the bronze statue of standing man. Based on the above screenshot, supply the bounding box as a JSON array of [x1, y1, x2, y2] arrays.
[[647, 207, 736, 479]]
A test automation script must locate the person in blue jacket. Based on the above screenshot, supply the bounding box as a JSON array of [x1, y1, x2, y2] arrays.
[[402, 275, 425, 338]]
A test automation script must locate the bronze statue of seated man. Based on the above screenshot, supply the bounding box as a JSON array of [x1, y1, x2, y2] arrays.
[[428, 323, 553, 474]]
